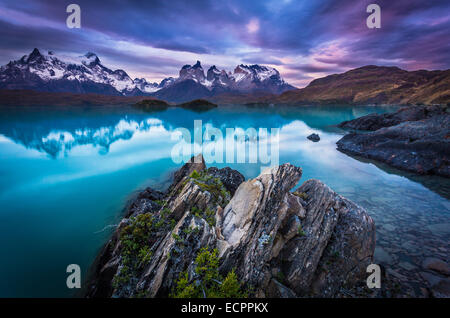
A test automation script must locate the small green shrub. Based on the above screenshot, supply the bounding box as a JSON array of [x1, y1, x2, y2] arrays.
[[204, 208, 216, 227], [160, 208, 172, 219], [137, 246, 153, 266], [298, 225, 306, 237], [171, 272, 198, 298], [114, 209, 177, 292], [275, 270, 286, 284], [183, 226, 199, 235], [170, 247, 247, 298], [120, 213, 154, 263], [112, 264, 131, 290], [191, 206, 217, 227], [195, 247, 220, 281], [188, 171, 230, 207], [172, 232, 183, 243], [293, 191, 308, 200], [189, 170, 201, 179]]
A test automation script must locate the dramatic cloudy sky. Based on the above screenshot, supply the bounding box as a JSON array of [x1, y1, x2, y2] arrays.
[[0, 0, 449, 87]]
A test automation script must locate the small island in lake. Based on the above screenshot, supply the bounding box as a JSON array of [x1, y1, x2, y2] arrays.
[[177, 99, 218, 112], [337, 105, 449, 177], [133, 99, 170, 112]]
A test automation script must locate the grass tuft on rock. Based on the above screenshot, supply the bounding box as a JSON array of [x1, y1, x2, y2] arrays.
[[188, 170, 230, 207], [171, 247, 247, 298]]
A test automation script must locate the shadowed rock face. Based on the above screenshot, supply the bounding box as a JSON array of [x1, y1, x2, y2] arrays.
[[300, 180, 376, 297], [86, 155, 375, 298], [206, 167, 245, 196], [337, 106, 450, 177], [167, 154, 206, 194], [218, 164, 304, 290], [218, 174, 375, 297]]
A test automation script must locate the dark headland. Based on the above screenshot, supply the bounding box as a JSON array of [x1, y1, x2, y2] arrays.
[[337, 105, 450, 177]]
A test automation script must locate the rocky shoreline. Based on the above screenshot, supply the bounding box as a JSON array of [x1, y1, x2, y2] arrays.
[[86, 155, 377, 298], [337, 106, 450, 177]]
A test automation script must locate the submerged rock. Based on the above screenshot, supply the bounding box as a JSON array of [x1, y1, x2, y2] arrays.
[[86, 155, 376, 298], [307, 133, 320, 142], [420, 272, 450, 298], [337, 106, 450, 177], [422, 257, 450, 276]]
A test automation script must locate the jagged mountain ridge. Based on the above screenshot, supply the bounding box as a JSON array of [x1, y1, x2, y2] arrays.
[[0, 48, 171, 96], [151, 61, 295, 102], [0, 49, 296, 101], [176, 60, 293, 93]]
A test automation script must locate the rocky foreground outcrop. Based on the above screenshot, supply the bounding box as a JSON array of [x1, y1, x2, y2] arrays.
[[86, 155, 375, 298], [337, 106, 449, 177]]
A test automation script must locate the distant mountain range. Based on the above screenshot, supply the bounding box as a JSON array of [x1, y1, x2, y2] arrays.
[[1, 49, 448, 106], [0, 48, 295, 103]]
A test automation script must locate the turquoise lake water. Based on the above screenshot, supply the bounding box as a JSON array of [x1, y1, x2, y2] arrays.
[[0, 104, 448, 297]]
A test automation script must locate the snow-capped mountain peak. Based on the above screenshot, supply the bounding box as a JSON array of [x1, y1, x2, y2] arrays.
[[81, 52, 101, 67], [0, 49, 296, 101], [207, 65, 220, 76], [27, 48, 45, 63], [206, 65, 230, 87], [158, 77, 175, 89], [0, 48, 147, 95], [133, 77, 160, 93], [232, 64, 279, 82], [179, 60, 206, 83]]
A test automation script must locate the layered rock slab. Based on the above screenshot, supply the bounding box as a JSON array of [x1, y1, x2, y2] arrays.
[[218, 173, 375, 297]]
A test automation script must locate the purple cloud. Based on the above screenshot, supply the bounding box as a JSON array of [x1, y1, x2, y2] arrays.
[[0, 0, 448, 87]]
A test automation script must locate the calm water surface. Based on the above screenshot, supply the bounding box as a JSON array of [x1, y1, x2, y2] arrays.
[[0, 104, 448, 297]]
